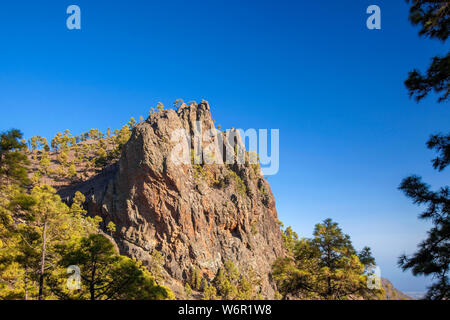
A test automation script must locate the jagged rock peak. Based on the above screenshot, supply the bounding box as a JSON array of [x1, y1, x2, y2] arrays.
[[68, 101, 284, 298]]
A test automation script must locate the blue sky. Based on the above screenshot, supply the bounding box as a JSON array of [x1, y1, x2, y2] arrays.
[[0, 0, 449, 294]]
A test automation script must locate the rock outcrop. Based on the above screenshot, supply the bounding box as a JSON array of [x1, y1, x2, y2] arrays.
[[61, 101, 284, 298], [381, 278, 413, 300]]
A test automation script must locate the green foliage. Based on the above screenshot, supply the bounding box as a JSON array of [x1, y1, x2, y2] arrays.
[[358, 247, 376, 268], [0, 185, 100, 300], [273, 219, 381, 300], [202, 280, 217, 300], [405, 53, 449, 103], [156, 102, 165, 113], [210, 261, 261, 300], [258, 183, 266, 195], [67, 164, 77, 179], [56, 151, 68, 167], [427, 134, 450, 171], [173, 99, 184, 108], [128, 117, 137, 128], [193, 164, 207, 180], [191, 266, 202, 291], [0, 129, 30, 186], [0, 120, 174, 300], [398, 174, 449, 300], [184, 282, 192, 298], [51, 130, 75, 151], [31, 171, 42, 186], [106, 221, 116, 235], [149, 250, 164, 283], [54, 234, 174, 300], [226, 169, 247, 197], [281, 226, 299, 255], [88, 129, 103, 140], [405, 1, 449, 103], [54, 166, 67, 179], [396, 54, 449, 299], [250, 220, 258, 235], [248, 151, 261, 174], [115, 125, 131, 149], [213, 264, 238, 299], [29, 136, 49, 151], [406, 0, 449, 41], [39, 151, 51, 175], [94, 147, 108, 169]]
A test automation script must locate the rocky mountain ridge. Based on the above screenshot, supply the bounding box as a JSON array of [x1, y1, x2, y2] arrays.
[[58, 101, 284, 298], [25, 101, 414, 300]]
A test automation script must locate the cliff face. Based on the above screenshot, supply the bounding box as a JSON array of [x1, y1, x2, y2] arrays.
[[381, 278, 413, 300], [62, 101, 284, 298]]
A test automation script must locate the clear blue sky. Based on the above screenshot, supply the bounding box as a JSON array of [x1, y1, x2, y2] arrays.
[[0, 0, 449, 295]]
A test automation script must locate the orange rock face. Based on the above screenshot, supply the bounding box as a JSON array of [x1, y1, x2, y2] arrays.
[[61, 101, 284, 298]]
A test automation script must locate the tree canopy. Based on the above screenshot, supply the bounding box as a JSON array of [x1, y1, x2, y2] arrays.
[[404, 1, 449, 103], [0, 126, 175, 300], [272, 220, 383, 300], [0, 129, 30, 186], [399, 1, 449, 300]]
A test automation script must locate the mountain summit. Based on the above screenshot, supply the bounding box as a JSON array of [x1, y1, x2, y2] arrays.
[[60, 101, 284, 298]]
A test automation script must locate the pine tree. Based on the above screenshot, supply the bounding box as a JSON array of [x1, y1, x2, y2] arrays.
[[68, 164, 77, 179], [184, 283, 192, 298], [156, 102, 164, 113], [128, 117, 137, 128], [281, 226, 299, 256], [358, 247, 376, 268], [56, 234, 174, 300], [88, 129, 103, 140], [0, 185, 36, 299], [115, 125, 131, 150], [404, 1, 449, 103], [398, 1, 449, 300], [202, 280, 217, 300], [191, 266, 202, 290], [29, 186, 70, 300], [398, 174, 449, 299], [211, 261, 260, 300], [0, 129, 30, 186], [273, 219, 381, 300], [106, 221, 116, 235], [149, 250, 164, 283], [39, 151, 51, 175]]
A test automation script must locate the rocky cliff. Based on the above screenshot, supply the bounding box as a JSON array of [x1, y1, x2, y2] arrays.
[[381, 278, 413, 300], [60, 101, 284, 298]]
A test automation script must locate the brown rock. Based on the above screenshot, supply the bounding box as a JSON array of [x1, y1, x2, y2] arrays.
[[61, 101, 284, 298]]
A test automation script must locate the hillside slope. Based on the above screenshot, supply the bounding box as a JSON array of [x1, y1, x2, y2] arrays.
[[57, 101, 284, 298]]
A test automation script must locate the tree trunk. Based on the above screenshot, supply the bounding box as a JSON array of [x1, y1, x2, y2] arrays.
[[90, 282, 95, 301], [38, 221, 47, 300], [24, 266, 28, 300]]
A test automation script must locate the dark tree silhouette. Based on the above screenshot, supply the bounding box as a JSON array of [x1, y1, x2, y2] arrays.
[[404, 1, 449, 103], [358, 247, 376, 268], [427, 134, 450, 171], [399, 1, 450, 300], [398, 175, 449, 300], [0, 129, 30, 186]]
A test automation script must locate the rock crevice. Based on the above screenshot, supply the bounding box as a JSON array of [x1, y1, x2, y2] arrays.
[[64, 101, 284, 298]]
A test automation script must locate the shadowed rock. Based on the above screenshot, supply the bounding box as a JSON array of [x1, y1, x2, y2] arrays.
[[61, 101, 284, 298]]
